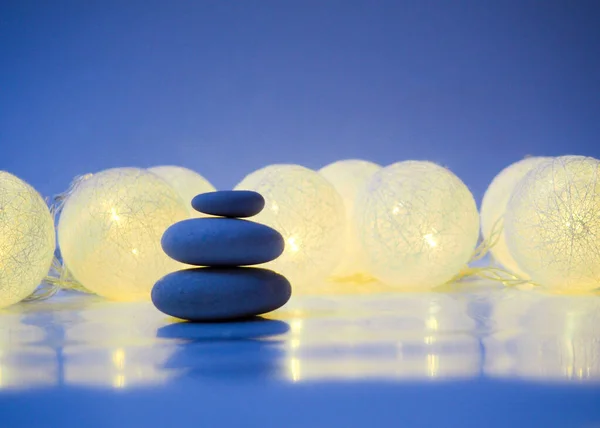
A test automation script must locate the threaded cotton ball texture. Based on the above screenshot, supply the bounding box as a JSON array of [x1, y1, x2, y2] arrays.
[[505, 156, 600, 293], [58, 168, 189, 301], [0, 172, 56, 308], [235, 164, 345, 286], [318, 159, 382, 279], [148, 166, 215, 217], [481, 157, 551, 277], [357, 161, 480, 289]]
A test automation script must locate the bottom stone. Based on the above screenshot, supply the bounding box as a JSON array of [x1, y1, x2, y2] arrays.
[[151, 267, 292, 321]]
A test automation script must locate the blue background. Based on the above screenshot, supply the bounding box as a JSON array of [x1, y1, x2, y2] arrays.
[[2, 0, 599, 202]]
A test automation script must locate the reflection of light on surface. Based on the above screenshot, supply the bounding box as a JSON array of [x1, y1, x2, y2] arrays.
[[0, 298, 185, 390], [112, 348, 125, 370], [283, 294, 479, 382], [65, 346, 174, 389], [291, 319, 303, 333], [290, 358, 301, 382], [0, 315, 59, 390], [288, 317, 303, 381], [111, 348, 126, 388], [131, 248, 138, 255], [426, 316, 439, 331], [0, 349, 58, 389], [427, 354, 439, 377], [60, 300, 180, 389], [485, 291, 600, 383], [113, 374, 125, 389]]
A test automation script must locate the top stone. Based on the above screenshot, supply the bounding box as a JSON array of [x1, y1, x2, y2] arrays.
[[192, 190, 265, 218]]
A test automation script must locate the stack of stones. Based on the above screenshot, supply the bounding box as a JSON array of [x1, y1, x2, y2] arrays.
[[152, 190, 291, 322]]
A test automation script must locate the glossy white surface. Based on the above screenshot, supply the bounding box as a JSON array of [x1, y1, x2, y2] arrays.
[[0, 282, 599, 427]]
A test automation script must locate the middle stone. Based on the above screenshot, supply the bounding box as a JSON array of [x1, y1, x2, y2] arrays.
[[161, 218, 284, 266]]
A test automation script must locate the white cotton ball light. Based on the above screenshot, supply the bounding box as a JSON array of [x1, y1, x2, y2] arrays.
[[480, 157, 551, 276], [357, 161, 480, 289], [318, 159, 382, 279], [505, 155, 600, 292], [235, 164, 346, 286], [0, 172, 55, 308], [148, 165, 215, 217], [58, 167, 189, 301]]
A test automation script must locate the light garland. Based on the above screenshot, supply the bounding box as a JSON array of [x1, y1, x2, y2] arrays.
[[4, 154, 599, 305], [480, 157, 551, 277], [235, 164, 346, 287], [505, 156, 600, 293], [356, 161, 480, 289], [318, 159, 382, 280], [57, 168, 189, 301], [0, 171, 56, 308]]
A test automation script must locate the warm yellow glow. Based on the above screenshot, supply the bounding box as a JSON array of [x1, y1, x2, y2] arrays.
[[290, 357, 301, 382], [0, 171, 56, 308], [112, 348, 125, 370], [481, 157, 550, 277], [505, 156, 600, 291], [287, 236, 300, 253], [287, 317, 303, 382], [291, 319, 303, 334], [424, 233, 437, 248], [110, 207, 120, 222], [427, 354, 439, 377], [426, 316, 439, 331], [112, 348, 125, 388], [58, 168, 189, 301], [280, 294, 480, 381], [486, 290, 600, 382], [319, 160, 382, 279], [236, 164, 346, 286], [357, 161, 479, 289], [113, 374, 126, 389], [148, 165, 215, 217]]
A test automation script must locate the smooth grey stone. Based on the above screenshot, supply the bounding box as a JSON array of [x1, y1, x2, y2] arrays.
[[161, 218, 284, 266], [151, 267, 292, 321], [192, 190, 265, 218]]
